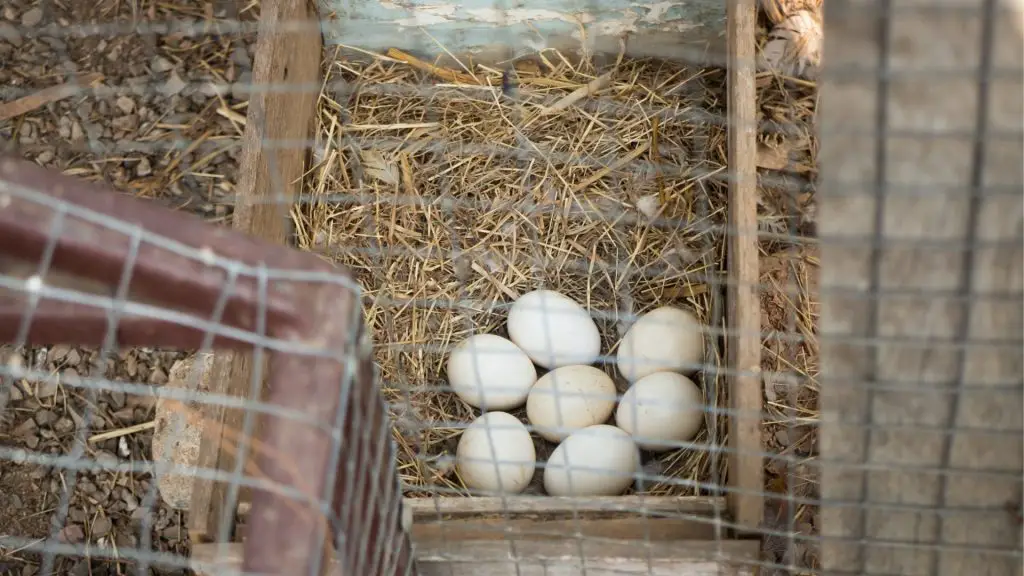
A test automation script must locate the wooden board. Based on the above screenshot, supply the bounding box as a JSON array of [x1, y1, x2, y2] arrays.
[[235, 495, 732, 542], [724, 0, 764, 533], [186, 0, 323, 543], [818, 2, 1024, 575], [191, 538, 762, 576], [237, 495, 724, 519]]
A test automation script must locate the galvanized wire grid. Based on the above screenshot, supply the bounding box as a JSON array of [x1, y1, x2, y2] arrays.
[[0, 0, 1021, 576]]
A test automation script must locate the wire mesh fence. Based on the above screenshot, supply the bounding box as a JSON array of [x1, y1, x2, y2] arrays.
[[0, 0, 1021, 575]]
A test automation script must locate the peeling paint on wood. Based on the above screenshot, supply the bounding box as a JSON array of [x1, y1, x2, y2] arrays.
[[318, 0, 726, 62]]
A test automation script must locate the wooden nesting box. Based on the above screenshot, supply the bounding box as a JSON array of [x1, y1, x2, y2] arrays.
[[188, 0, 764, 572]]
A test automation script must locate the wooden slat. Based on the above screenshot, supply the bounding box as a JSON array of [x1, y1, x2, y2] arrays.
[[724, 0, 764, 532], [237, 495, 725, 520], [186, 0, 322, 543], [191, 538, 762, 576], [818, 1, 1024, 575], [236, 496, 731, 543]]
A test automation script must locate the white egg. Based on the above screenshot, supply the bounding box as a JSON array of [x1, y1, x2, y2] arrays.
[[543, 425, 640, 496], [616, 306, 705, 382], [506, 289, 601, 369], [616, 372, 705, 452], [446, 334, 537, 410], [526, 365, 617, 442], [456, 412, 536, 494]]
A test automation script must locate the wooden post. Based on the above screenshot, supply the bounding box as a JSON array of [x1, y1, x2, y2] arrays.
[[819, 1, 1023, 574], [187, 0, 322, 543], [725, 0, 765, 533]]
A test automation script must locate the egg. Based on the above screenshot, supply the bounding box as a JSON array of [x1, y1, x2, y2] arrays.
[[446, 334, 537, 410], [543, 425, 640, 496], [506, 289, 601, 369], [456, 412, 536, 494], [616, 306, 705, 382], [526, 365, 617, 442], [616, 371, 705, 452]]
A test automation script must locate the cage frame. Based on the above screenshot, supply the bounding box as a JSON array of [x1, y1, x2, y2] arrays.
[[182, 0, 766, 572]]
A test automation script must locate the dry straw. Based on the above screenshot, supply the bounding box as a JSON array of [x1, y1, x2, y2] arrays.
[[291, 45, 745, 497]]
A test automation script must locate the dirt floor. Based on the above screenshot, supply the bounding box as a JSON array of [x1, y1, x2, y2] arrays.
[[0, 1, 822, 575], [0, 0, 256, 571]]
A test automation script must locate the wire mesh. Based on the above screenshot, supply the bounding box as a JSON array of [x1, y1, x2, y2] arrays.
[[0, 0, 1020, 576]]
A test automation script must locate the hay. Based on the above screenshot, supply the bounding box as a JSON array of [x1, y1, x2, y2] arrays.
[[754, 10, 821, 571], [294, 46, 737, 498]]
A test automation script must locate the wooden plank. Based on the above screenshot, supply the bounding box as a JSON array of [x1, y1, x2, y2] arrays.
[[191, 539, 762, 576], [724, 0, 764, 533], [409, 517, 720, 542], [818, 1, 1023, 575], [235, 517, 722, 544], [402, 495, 724, 519], [236, 496, 730, 542], [313, 0, 726, 61], [186, 0, 322, 543], [237, 495, 726, 521]]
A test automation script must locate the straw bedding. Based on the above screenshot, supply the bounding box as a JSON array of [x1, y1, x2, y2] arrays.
[[293, 46, 740, 498]]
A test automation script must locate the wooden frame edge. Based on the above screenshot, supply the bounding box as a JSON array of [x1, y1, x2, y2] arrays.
[[725, 0, 765, 533], [192, 538, 762, 576], [186, 0, 324, 544]]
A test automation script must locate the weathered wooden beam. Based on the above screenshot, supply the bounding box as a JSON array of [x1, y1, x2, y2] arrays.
[[725, 0, 765, 534], [186, 0, 322, 544]]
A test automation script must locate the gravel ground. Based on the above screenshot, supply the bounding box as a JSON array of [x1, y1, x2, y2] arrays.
[[0, 0, 257, 572]]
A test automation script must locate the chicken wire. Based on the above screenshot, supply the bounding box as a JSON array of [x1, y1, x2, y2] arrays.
[[0, 0, 1020, 576]]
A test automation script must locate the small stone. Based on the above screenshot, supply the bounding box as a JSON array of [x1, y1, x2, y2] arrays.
[[13, 418, 37, 437], [34, 150, 54, 165], [34, 409, 57, 426], [111, 114, 138, 132], [35, 378, 59, 398], [115, 96, 134, 114], [58, 524, 85, 543], [20, 7, 43, 27], [774, 429, 791, 446], [48, 345, 71, 363], [63, 368, 81, 385], [122, 492, 139, 511], [112, 407, 135, 422], [136, 157, 152, 177], [95, 451, 118, 469], [91, 516, 112, 538], [230, 45, 251, 69], [54, 417, 75, 434], [199, 82, 229, 98], [151, 56, 174, 73], [69, 508, 87, 523], [0, 21, 23, 46], [161, 71, 187, 96], [24, 435, 39, 449], [70, 121, 84, 141]]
